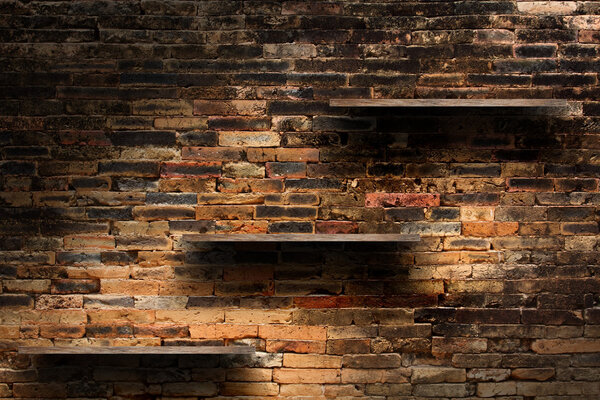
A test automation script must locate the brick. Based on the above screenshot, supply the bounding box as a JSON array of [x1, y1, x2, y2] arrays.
[[182, 146, 244, 161], [432, 337, 488, 355], [266, 162, 306, 178], [64, 235, 115, 250], [343, 354, 401, 369], [267, 340, 326, 354], [365, 193, 440, 207], [283, 354, 341, 368], [511, 368, 555, 381], [162, 382, 217, 397], [219, 131, 281, 147], [341, 368, 409, 384], [411, 367, 467, 383], [154, 117, 207, 130], [189, 324, 257, 339], [0, 294, 34, 309], [477, 381, 517, 397], [532, 339, 600, 354], [134, 324, 188, 338], [463, 222, 519, 236], [274, 368, 340, 383], [507, 178, 554, 192], [221, 382, 279, 396], [208, 116, 271, 131], [193, 100, 266, 116], [259, 325, 326, 341], [517, 1, 577, 14], [160, 162, 221, 178], [264, 43, 317, 58], [98, 161, 159, 177], [133, 206, 195, 221]]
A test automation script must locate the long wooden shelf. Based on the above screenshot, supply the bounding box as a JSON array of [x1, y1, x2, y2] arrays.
[[18, 346, 255, 355], [329, 99, 569, 108], [183, 233, 420, 242]]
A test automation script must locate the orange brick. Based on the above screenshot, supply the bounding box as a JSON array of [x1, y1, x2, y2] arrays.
[[220, 382, 279, 396], [276, 148, 319, 162], [259, 325, 327, 341], [267, 340, 326, 354], [196, 205, 254, 220], [39, 324, 85, 339], [226, 368, 272, 382], [273, 368, 340, 383], [189, 324, 257, 339], [283, 353, 342, 368], [134, 324, 188, 338], [64, 235, 115, 250], [462, 222, 519, 236], [100, 280, 159, 295], [158, 282, 213, 296]]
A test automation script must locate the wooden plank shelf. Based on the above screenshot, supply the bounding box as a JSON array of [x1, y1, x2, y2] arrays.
[[182, 234, 420, 242], [329, 99, 569, 108], [18, 346, 255, 355]]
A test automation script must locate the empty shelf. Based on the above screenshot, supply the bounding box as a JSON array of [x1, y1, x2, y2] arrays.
[[182, 234, 420, 242], [329, 99, 569, 108], [18, 346, 255, 355]]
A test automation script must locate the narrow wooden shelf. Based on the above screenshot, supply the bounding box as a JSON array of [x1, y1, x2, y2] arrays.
[[329, 99, 569, 108], [182, 234, 420, 242], [18, 346, 255, 355]]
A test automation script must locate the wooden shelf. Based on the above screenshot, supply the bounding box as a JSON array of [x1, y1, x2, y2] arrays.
[[18, 346, 255, 355], [329, 99, 569, 108], [182, 234, 420, 242]]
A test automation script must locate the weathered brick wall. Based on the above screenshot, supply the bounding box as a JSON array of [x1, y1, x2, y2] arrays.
[[1, 0, 600, 398]]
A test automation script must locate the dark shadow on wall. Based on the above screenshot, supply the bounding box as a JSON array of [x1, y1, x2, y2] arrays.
[[1, 107, 584, 399]]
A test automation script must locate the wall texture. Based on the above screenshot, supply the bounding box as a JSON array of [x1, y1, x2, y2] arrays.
[[2, 0, 600, 398]]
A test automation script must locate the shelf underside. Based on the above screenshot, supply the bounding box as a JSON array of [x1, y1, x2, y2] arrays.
[[329, 99, 569, 108], [18, 346, 255, 355], [182, 234, 420, 242]]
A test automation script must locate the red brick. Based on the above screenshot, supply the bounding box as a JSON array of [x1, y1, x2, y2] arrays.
[[315, 221, 358, 234]]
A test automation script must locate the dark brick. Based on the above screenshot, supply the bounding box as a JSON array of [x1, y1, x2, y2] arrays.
[[384, 208, 425, 222], [160, 162, 221, 178], [508, 178, 554, 192], [515, 44, 557, 58], [268, 221, 314, 233], [98, 161, 160, 177], [147, 193, 197, 205], [522, 309, 584, 325], [0, 161, 36, 175], [0, 294, 33, 308], [266, 162, 306, 178], [120, 73, 177, 85], [52, 279, 100, 294], [107, 131, 176, 146], [208, 117, 271, 131]]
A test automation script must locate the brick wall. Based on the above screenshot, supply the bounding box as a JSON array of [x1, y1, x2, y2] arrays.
[[1, 0, 600, 398]]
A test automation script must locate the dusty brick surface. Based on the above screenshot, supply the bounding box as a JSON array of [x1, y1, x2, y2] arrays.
[[0, 0, 599, 398]]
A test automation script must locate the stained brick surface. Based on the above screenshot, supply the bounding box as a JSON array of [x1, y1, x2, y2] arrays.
[[1, 0, 600, 398]]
